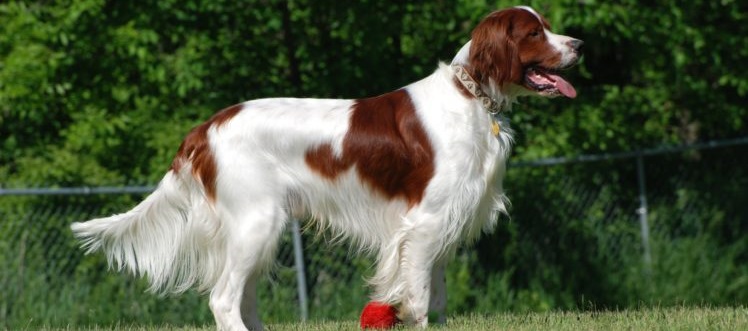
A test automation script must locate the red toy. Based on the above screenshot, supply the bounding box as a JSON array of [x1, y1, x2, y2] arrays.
[[359, 301, 400, 329]]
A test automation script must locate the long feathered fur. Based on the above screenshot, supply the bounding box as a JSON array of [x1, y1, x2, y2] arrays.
[[71, 170, 225, 294]]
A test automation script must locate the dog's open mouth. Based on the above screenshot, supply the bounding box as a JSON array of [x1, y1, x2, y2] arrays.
[[524, 67, 577, 98]]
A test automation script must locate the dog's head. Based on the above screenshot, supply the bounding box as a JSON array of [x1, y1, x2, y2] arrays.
[[461, 6, 583, 98]]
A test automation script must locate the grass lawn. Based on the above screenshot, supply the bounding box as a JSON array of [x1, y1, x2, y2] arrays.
[[28, 306, 748, 331]]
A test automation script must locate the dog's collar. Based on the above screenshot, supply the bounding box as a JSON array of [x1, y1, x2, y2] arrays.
[[451, 64, 502, 114]]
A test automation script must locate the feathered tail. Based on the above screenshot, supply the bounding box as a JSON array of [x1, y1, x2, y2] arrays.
[[70, 171, 224, 294]]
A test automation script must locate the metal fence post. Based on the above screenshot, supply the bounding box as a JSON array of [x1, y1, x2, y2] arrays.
[[635, 154, 652, 271], [291, 219, 309, 321]]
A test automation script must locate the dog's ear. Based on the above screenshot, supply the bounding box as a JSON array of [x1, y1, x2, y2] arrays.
[[468, 11, 523, 89]]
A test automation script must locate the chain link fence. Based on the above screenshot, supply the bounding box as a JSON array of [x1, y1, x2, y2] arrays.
[[2, 137, 747, 328]]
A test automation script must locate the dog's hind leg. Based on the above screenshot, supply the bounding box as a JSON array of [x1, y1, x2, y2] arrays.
[[428, 260, 447, 324], [240, 272, 263, 330], [208, 199, 286, 331]]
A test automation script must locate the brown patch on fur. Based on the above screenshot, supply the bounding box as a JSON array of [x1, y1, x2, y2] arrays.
[[305, 89, 435, 206], [304, 144, 349, 179], [468, 8, 562, 89], [171, 103, 244, 201]]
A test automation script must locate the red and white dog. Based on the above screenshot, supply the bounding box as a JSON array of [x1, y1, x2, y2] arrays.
[[72, 6, 581, 330]]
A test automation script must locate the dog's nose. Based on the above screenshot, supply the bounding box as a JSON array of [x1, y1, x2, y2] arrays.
[[567, 39, 584, 52]]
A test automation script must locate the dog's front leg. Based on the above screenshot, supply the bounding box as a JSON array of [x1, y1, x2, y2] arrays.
[[399, 219, 445, 327]]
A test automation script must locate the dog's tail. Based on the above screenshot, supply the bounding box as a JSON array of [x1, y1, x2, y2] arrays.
[[70, 170, 224, 294]]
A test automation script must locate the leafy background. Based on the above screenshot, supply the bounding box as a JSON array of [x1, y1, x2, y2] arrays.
[[3, 0, 747, 184]]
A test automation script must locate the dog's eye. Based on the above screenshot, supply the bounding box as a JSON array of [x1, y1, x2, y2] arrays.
[[529, 30, 541, 37]]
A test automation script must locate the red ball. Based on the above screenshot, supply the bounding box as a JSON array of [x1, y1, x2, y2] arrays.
[[359, 301, 400, 329]]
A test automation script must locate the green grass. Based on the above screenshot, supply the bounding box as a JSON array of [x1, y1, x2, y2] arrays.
[[24, 306, 748, 331]]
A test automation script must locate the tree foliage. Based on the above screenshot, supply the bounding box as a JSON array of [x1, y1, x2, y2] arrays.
[[2, 0, 746, 183]]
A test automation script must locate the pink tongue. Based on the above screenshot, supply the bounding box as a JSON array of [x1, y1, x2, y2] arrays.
[[548, 74, 577, 98]]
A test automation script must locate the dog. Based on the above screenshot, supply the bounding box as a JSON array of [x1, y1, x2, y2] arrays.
[[71, 6, 581, 330]]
